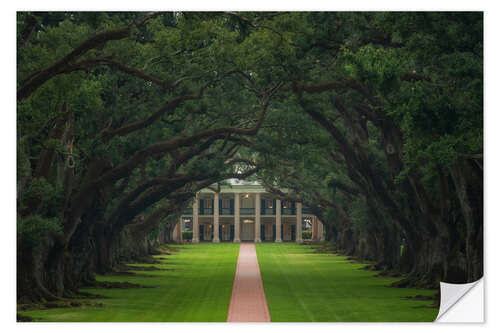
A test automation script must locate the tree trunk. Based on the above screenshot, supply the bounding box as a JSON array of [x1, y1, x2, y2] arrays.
[[450, 158, 483, 282]]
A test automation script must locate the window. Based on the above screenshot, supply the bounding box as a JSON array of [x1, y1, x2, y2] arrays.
[[283, 200, 290, 209], [266, 200, 273, 209], [222, 199, 230, 209], [204, 200, 212, 208]]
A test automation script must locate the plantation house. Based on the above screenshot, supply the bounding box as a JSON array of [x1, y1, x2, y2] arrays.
[[172, 181, 325, 243]]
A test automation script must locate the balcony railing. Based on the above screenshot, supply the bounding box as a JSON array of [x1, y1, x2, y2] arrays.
[[240, 207, 255, 215], [303, 207, 314, 215], [220, 208, 234, 215], [200, 208, 214, 215], [183, 204, 311, 217], [186, 207, 314, 216], [261, 208, 275, 215]]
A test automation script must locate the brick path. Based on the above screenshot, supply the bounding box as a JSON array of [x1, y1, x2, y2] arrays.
[[227, 242, 271, 322]]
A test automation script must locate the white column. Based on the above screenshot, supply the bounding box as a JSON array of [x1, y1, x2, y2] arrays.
[[213, 192, 220, 243], [255, 193, 261, 242], [178, 217, 183, 241], [318, 219, 325, 241], [275, 199, 282, 242], [296, 202, 303, 243], [312, 216, 318, 241], [172, 220, 179, 241], [192, 193, 200, 243], [234, 193, 240, 243]]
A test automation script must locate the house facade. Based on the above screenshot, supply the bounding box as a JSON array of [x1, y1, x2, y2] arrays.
[[172, 183, 325, 243]]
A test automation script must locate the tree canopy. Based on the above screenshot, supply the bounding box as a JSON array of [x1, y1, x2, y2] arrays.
[[17, 11, 482, 302]]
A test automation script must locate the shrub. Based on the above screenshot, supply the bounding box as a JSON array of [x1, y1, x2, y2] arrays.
[[17, 215, 62, 246], [302, 230, 312, 240], [182, 230, 193, 240], [21, 177, 64, 217]]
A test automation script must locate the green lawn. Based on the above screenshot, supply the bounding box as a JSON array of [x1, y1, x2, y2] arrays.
[[255, 242, 439, 322], [21, 242, 439, 322], [20, 243, 239, 322]]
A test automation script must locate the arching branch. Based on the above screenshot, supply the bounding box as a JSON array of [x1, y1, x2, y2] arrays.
[[17, 12, 162, 101], [100, 86, 207, 143]]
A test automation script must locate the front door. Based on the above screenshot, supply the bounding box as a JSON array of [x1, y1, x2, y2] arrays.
[[265, 223, 273, 241], [203, 224, 212, 241], [283, 223, 291, 241], [241, 222, 255, 241], [221, 224, 231, 241]]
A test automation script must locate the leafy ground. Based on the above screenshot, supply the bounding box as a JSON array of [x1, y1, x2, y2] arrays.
[[255, 242, 439, 322], [20, 243, 239, 322]]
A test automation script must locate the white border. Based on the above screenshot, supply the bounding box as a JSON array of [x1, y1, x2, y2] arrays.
[[3, 1, 498, 332]]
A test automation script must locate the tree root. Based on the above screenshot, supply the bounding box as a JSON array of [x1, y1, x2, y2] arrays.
[[151, 244, 178, 255], [17, 313, 34, 322], [126, 256, 163, 264], [389, 275, 439, 290], [109, 271, 157, 278], [404, 294, 438, 301], [404, 294, 440, 308], [64, 290, 107, 299], [313, 243, 337, 253], [119, 264, 167, 271], [372, 269, 402, 278], [85, 280, 154, 289], [17, 300, 104, 312]]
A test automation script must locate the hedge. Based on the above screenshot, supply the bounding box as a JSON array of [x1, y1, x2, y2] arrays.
[[182, 230, 193, 240]]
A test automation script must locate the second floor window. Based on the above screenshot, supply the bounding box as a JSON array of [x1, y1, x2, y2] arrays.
[[204, 200, 212, 209], [222, 199, 230, 209], [266, 200, 274, 209]]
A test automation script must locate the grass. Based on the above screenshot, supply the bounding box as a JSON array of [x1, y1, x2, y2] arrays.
[[20, 243, 239, 322], [20, 242, 439, 322], [255, 242, 439, 322]]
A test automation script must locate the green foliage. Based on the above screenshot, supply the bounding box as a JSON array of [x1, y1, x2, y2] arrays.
[[348, 196, 376, 231], [16, 12, 482, 286], [17, 140, 32, 182], [23, 178, 54, 203], [182, 230, 193, 240], [22, 178, 64, 218], [17, 215, 62, 246], [301, 230, 312, 240], [342, 45, 404, 94]]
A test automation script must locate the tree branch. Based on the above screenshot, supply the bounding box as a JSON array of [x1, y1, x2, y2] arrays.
[[100, 86, 207, 143], [17, 12, 162, 101]]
